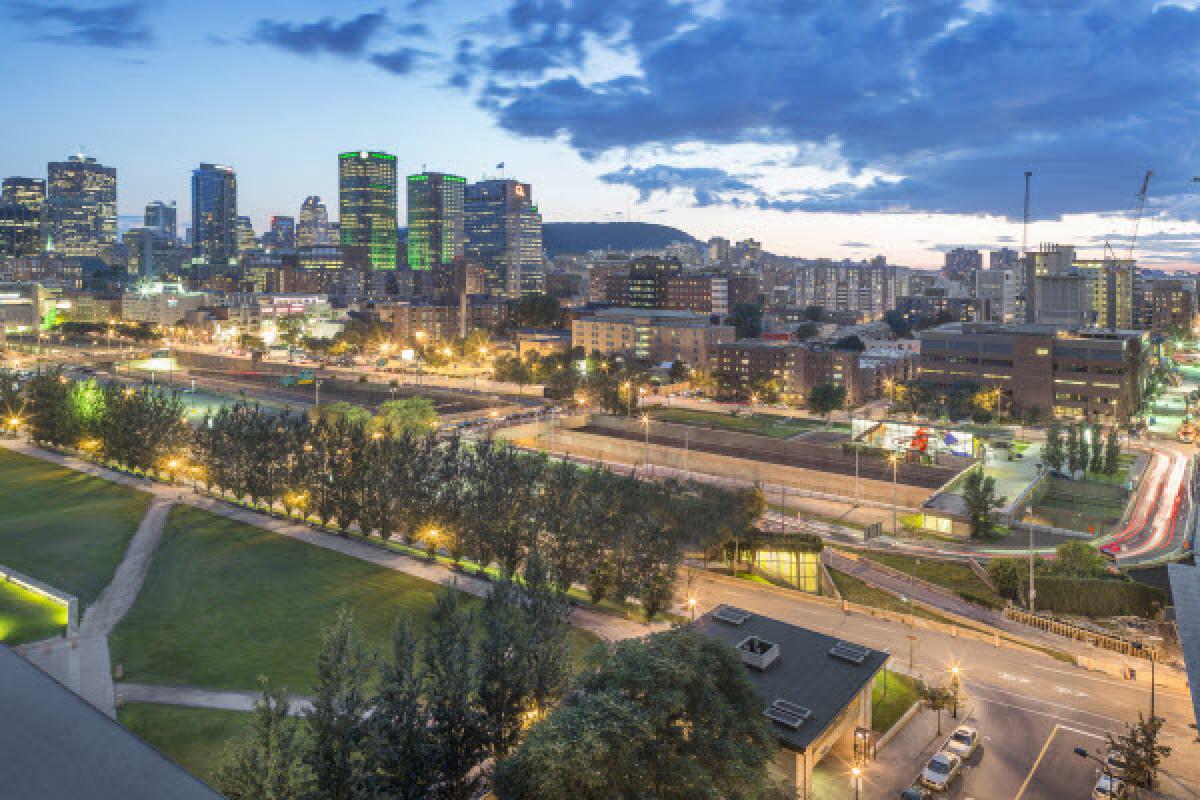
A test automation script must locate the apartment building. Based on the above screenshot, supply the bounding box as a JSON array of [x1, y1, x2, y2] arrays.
[[572, 307, 734, 365]]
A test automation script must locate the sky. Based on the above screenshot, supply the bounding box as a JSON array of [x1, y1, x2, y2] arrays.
[[4, 0, 1200, 268]]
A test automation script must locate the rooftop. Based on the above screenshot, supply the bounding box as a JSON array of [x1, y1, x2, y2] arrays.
[[1168, 564, 1200, 729], [0, 645, 222, 799], [695, 607, 887, 752]]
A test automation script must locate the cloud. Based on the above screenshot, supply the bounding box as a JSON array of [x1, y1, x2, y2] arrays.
[[251, 10, 389, 57], [369, 46, 432, 75], [840, 241, 872, 248], [600, 164, 758, 207], [8, 1, 155, 48], [464, 0, 1200, 219]]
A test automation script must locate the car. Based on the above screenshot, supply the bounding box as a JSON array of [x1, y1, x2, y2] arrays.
[[944, 725, 980, 760], [1092, 773, 1124, 799], [920, 751, 962, 791], [900, 785, 932, 800]]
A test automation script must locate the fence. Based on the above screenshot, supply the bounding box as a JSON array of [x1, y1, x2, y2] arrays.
[[1003, 605, 1160, 660], [0, 564, 78, 635]]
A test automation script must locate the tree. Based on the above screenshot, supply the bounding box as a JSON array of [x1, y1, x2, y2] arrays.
[[1104, 426, 1121, 476], [306, 609, 372, 800], [1067, 424, 1082, 476], [372, 397, 438, 437], [986, 558, 1023, 602], [313, 401, 372, 428], [1054, 541, 1108, 579], [726, 302, 763, 339], [1107, 713, 1171, 793], [424, 589, 486, 800], [493, 628, 781, 800], [1090, 423, 1105, 474], [1078, 423, 1090, 476], [1044, 423, 1065, 472], [477, 579, 535, 758], [916, 678, 957, 735], [802, 305, 824, 322], [962, 468, 999, 539], [748, 376, 781, 404], [884, 309, 911, 338], [364, 619, 436, 800], [215, 678, 311, 800], [832, 334, 865, 351], [807, 382, 846, 419], [512, 294, 563, 329], [640, 569, 675, 620], [667, 360, 689, 383]]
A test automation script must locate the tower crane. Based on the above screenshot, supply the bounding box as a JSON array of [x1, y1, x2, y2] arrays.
[[1127, 169, 1153, 261]]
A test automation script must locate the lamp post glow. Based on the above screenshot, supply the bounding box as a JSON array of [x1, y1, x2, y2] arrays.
[[889, 453, 900, 536], [851, 766, 861, 800], [641, 413, 651, 472], [687, 596, 697, 621]]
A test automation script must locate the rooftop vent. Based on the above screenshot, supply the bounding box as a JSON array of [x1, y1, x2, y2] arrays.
[[829, 640, 870, 665], [737, 635, 780, 671], [713, 605, 752, 626], [764, 698, 812, 731]]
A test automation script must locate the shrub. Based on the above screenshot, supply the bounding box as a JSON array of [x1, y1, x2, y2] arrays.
[[1034, 577, 1166, 618]]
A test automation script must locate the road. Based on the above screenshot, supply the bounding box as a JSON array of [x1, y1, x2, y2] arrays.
[[1095, 441, 1194, 565]]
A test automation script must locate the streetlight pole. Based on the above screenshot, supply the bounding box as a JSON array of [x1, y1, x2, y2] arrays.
[[890, 454, 899, 537], [314, 379, 321, 409], [1029, 516, 1036, 614]]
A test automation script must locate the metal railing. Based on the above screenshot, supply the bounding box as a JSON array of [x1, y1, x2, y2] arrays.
[[1003, 605, 1160, 660]]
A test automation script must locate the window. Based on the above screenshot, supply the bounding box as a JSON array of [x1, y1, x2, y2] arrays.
[[1035, 347, 1050, 356]]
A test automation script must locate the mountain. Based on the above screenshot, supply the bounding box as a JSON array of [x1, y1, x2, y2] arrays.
[[542, 222, 700, 256]]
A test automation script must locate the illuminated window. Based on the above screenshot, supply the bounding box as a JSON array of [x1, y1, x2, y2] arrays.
[[1035, 347, 1050, 356]]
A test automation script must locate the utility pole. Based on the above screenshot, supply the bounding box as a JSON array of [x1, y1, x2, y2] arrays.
[[1028, 518, 1036, 614], [1022, 170, 1033, 254], [314, 379, 321, 409]]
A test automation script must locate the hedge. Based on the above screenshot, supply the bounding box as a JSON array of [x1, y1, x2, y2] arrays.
[[1032, 576, 1167, 618]]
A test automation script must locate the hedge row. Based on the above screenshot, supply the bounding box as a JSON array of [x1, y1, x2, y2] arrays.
[[1033, 576, 1167, 618]]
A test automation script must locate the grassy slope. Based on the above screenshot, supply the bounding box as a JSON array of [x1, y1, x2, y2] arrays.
[[118, 704, 247, 787], [872, 669, 918, 734], [0, 448, 151, 604], [110, 506, 600, 692], [0, 579, 68, 644], [648, 408, 845, 438], [842, 548, 1002, 608]]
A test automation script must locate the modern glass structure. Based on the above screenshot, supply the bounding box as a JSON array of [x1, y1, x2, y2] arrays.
[[297, 195, 330, 247], [0, 177, 46, 257], [406, 172, 464, 272], [191, 163, 239, 267], [46, 154, 116, 259], [143, 200, 177, 239], [464, 179, 544, 297], [267, 216, 296, 250], [338, 151, 397, 270]]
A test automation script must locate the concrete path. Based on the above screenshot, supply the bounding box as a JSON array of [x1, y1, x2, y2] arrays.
[[118, 683, 314, 716]]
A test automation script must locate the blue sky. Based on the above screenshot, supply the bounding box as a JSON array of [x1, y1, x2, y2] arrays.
[[4, 0, 1200, 267]]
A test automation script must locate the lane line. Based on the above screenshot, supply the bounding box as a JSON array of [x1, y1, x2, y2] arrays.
[[1013, 725, 1060, 800], [971, 695, 1109, 734]]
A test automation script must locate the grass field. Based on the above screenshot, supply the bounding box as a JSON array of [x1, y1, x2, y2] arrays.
[[0, 579, 68, 644], [118, 704, 248, 787], [110, 506, 601, 693], [827, 566, 957, 624], [648, 408, 847, 438], [872, 669, 918, 734], [0, 448, 151, 605], [842, 548, 1002, 608]]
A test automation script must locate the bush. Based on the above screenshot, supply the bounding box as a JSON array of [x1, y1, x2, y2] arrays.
[[1034, 576, 1166, 618], [986, 558, 1023, 602]]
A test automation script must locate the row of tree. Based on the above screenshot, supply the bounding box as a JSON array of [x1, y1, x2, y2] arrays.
[[1043, 421, 1122, 477]]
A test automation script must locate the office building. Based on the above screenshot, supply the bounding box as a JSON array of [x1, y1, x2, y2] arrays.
[[0, 177, 45, 257], [407, 171, 465, 273], [990, 247, 1019, 271], [665, 273, 730, 316], [943, 247, 983, 280], [297, 195, 330, 247], [379, 297, 510, 342], [571, 307, 735, 365], [121, 281, 211, 325], [235, 216, 256, 255], [1147, 278, 1198, 335], [1023, 244, 1135, 329], [266, 215, 295, 250], [46, 154, 117, 259], [123, 227, 184, 279], [339, 151, 397, 270], [918, 322, 1149, 421], [794, 260, 899, 319], [710, 339, 871, 404], [603, 257, 682, 308], [464, 178, 544, 297], [191, 163, 239, 267], [973, 269, 1019, 323], [143, 201, 177, 239]]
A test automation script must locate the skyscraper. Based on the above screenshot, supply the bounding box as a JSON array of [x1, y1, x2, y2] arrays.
[[236, 216, 256, 255], [0, 177, 46, 257], [46, 154, 116, 259], [338, 151, 397, 271], [297, 195, 330, 247], [144, 201, 177, 239], [464, 178, 544, 297], [407, 172, 464, 272], [191, 163, 238, 267], [267, 216, 296, 250]]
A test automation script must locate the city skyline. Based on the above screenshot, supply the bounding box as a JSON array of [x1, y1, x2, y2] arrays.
[[5, 1, 1200, 267]]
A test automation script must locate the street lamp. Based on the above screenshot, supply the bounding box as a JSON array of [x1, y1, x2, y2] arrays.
[[850, 766, 862, 800], [641, 413, 651, 471], [950, 665, 961, 719], [888, 453, 900, 536]]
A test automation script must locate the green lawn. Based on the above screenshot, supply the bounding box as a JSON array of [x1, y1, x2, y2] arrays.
[[872, 669, 918, 734], [648, 408, 847, 438], [110, 506, 601, 693], [0, 448, 151, 605], [118, 703, 248, 787], [841, 548, 1002, 609], [827, 566, 957, 624], [0, 579, 68, 644]]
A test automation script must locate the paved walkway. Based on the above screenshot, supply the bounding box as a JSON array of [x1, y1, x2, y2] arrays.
[[118, 683, 314, 715]]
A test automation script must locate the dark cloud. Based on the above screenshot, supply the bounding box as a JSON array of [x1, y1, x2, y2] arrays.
[[466, 0, 1200, 218], [369, 46, 431, 75], [395, 22, 430, 37], [8, 1, 155, 48], [251, 10, 388, 57], [840, 241, 872, 248], [600, 164, 757, 207]]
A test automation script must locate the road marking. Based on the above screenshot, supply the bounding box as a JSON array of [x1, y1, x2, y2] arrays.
[[970, 694, 1109, 734], [1054, 686, 1088, 698], [1014, 725, 1060, 800], [967, 682, 1126, 726], [997, 672, 1032, 684]]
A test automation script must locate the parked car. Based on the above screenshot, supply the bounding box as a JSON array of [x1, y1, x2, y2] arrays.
[[944, 725, 980, 760], [1092, 773, 1124, 799], [920, 751, 962, 791], [900, 785, 932, 800]]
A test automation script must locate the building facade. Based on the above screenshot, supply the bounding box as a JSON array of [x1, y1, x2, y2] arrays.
[[339, 151, 398, 271], [191, 163, 239, 268], [46, 155, 116, 260], [143, 200, 177, 239], [0, 177, 45, 257], [407, 172, 465, 273], [571, 307, 735, 365], [464, 178, 544, 297], [297, 195, 330, 247]]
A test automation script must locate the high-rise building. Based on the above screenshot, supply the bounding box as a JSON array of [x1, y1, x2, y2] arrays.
[[407, 172, 465, 273], [236, 216, 256, 255], [297, 195, 330, 247], [266, 216, 296, 250], [143, 201, 177, 239], [0, 177, 46, 257], [989, 247, 1019, 271], [464, 178, 543, 296], [46, 154, 116, 259], [339, 151, 397, 271], [943, 247, 982, 280], [191, 163, 238, 267]]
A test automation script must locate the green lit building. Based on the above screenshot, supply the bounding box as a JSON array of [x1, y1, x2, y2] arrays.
[[406, 172, 464, 273], [339, 151, 398, 270]]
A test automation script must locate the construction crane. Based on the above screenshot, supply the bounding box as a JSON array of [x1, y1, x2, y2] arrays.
[[1022, 170, 1033, 254], [1127, 169, 1153, 261]]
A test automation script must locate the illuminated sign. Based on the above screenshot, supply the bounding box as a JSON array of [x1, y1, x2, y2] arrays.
[[514, 184, 526, 197]]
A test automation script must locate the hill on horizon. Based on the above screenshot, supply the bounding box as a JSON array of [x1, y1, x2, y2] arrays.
[[543, 221, 700, 256]]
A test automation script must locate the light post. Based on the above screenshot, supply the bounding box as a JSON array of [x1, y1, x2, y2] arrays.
[[1073, 747, 1115, 789], [851, 766, 861, 800], [889, 453, 899, 537], [314, 378, 322, 409], [906, 633, 917, 671], [1028, 505, 1037, 614], [622, 381, 632, 416], [641, 413, 650, 472], [950, 666, 961, 719], [687, 596, 697, 622]]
